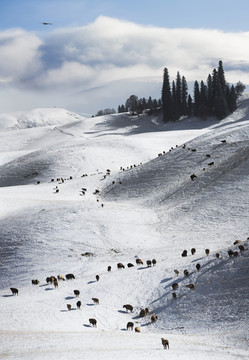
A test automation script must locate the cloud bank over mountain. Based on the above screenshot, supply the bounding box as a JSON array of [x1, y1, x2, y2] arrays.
[[1, 16, 249, 113]]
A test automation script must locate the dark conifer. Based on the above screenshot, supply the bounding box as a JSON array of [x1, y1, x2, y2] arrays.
[[161, 68, 172, 122], [199, 80, 208, 119], [181, 76, 188, 116], [193, 81, 200, 117], [207, 74, 213, 115], [227, 85, 237, 113], [176, 71, 182, 114], [187, 94, 193, 117]]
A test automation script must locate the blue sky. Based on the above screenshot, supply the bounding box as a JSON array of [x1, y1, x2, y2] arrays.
[[0, 0, 249, 114], [0, 0, 249, 32]]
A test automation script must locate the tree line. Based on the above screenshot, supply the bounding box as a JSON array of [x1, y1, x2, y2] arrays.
[[162, 60, 245, 122], [96, 60, 245, 121]]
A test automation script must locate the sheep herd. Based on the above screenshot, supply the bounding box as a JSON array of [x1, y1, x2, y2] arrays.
[[7, 137, 247, 353], [7, 234, 248, 352], [171, 237, 248, 299], [7, 254, 173, 350], [157, 138, 228, 184]]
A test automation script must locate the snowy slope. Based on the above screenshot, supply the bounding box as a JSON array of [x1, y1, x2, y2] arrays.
[[0, 97, 248, 359]]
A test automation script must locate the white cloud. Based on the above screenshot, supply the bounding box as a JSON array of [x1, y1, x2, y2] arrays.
[[0, 29, 42, 84], [1, 16, 249, 112]]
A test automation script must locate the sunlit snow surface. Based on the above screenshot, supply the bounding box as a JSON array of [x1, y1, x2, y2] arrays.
[[0, 100, 248, 359]]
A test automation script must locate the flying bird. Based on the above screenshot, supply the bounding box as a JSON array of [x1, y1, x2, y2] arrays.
[[41, 22, 52, 25]]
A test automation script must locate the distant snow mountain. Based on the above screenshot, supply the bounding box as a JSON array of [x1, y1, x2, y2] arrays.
[[0, 108, 86, 130]]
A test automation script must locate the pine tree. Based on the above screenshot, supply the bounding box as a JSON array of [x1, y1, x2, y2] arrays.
[[171, 80, 180, 120], [187, 94, 193, 117], [176, 71, 182, 115], [199, 80, 208, 119], [217, 60, 229, 117], [227, 85, 237, 113], [214, 81, 229, 120], [161, 68, 172, 122], [218, 60, 227, 94], [147, 96, 153, 110], [181, 76, 188, 116], [193, 81, 200, 117], [206, 74, 213, 116]]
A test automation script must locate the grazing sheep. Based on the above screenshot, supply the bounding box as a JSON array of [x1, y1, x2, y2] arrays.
[[172, 292, 177, 299], [57, 275, 65, 281], [76, 301, 81, 309], [81, 252, 93, 257], [92, 298, 99, 305], [152, 259, 157, 266], [127, 263, 134, 268], [66, 273, 75, 280], [151, 315, 158, 323], [161, 338, 169, 349], [206, 154, 211, 158], [96, 275, 100, 282], [135, 327, 141, 333], [136, 259, 143, 265], [31, 279, 39, 285], [233, 251, 239, 257], [46, 276, 57, 284], [234, 240, 242, 245], [182, 250, 187, 257], [186, 283, 195, 290], [123, 304, 133, 312], [239, 245, 245, 252], [74, 290, 80, 297], [205, 249, 210, 255], [190, 173, 197, 181], [184, 269, 189, 276], [208, 162, 214, 167], [67, 304, 72, 311], [10, 287, 18, 295], [196, 263, 201, 271], [172, 283, 178, 290], [221, 139, 226, 143], [145, 307, 149, 315], [89, 318, 97, 327], [228, 250, 234, 257], [191, 248, 196, 255], [126, 322, 134, 331], [216, 253, 220, 259], [107, 266, 112, 272], [139, 309, 146, 317], [146, 260, 152, 267], [117, 263, 125, 269], [174, 269, 179, 276]]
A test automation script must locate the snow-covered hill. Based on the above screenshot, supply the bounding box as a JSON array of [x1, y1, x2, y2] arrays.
[[0, 97, 248, 359]]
